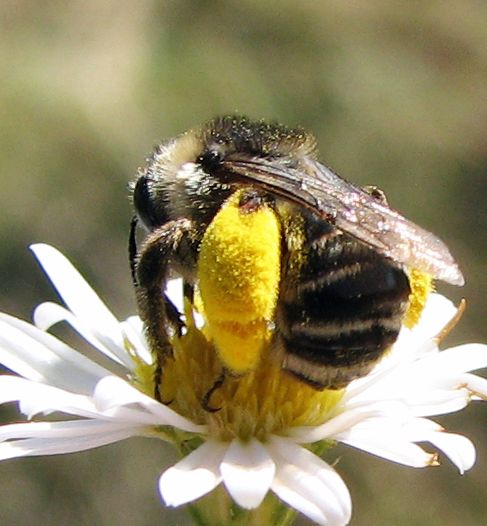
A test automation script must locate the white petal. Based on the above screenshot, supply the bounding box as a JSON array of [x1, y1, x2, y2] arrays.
[[426, 432, 476, 474], [0, 375, 106, 419], [0, 314, 111, 394], [0, 421, 138, 459], [336, 419, 436, 467], [159, 440, 226, 506], [0, 374, 204, 435], [92, 376, 206, 432], [32, 301, 68, 329], [220, 438, 275, 509], [30, 244, 129, 365], [462, 373, 487, 398], [289, 401, 406, 443], [268, 437, 351, 526], [403, 389, 470, 417], [345, 346, 487, 416], [422, 344, 487, 377], [0, 419, 137, 441], [93, 375, 151, 411], [350, 385, 470, 418], [0, 375, 137, 423], [33, 302, 134, 370], [271, 481, 330, 526], [411, 293, 458, 341], [342, 346, 426, 402]]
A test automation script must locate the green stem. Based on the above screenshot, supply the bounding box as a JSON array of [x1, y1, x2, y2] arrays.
[[186, 487, 297, 526]]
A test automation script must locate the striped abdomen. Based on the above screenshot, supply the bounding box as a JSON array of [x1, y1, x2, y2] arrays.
[[277, 210, 411, 389]]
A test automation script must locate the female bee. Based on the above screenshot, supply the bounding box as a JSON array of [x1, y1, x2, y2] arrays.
[[130, 116, 463, 402]]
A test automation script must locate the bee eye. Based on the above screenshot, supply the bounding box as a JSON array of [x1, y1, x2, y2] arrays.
[[197, 150, 222, 173]]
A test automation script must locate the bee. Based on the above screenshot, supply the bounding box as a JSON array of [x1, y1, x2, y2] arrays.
[[130, 115, 463, 403]]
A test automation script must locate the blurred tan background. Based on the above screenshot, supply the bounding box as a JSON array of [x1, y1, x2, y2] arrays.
[[1, 1, 487, 525]]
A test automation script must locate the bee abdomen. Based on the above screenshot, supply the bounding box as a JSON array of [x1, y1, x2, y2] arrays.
[[277, 230, 411, 389], [289, 316, 402, 348], [280, 308, 404, 385]]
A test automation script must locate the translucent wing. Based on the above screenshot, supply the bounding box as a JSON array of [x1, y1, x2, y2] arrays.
[[221, 156, 464, 285]]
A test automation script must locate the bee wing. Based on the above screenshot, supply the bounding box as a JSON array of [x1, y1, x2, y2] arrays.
[[222, 157, 464, 286]]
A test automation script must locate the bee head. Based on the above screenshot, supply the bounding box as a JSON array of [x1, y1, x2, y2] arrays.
[[132, 116, 313, 231]]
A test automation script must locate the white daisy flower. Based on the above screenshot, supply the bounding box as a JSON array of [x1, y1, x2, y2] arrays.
[[0, 244, 486, 526]]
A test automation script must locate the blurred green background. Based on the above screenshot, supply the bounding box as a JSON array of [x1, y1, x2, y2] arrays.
[[1, 1, 487, 525]]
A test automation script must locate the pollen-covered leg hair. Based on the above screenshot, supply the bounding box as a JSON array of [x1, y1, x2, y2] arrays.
[[135, 218, 195, 401]]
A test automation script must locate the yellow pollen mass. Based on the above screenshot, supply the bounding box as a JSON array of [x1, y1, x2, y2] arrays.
[[404, 268, 434, 328], [197, 190, 281, 374]]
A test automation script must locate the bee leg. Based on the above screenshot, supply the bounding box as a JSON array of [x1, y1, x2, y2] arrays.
[[129, 215, 139, 287], [201, 370, 227, 413], [131, 216, 184, 333], [135, 218, 196, 401]]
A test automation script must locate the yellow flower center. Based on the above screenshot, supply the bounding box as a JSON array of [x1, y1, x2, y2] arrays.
[[159, 307, 344, 441]]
